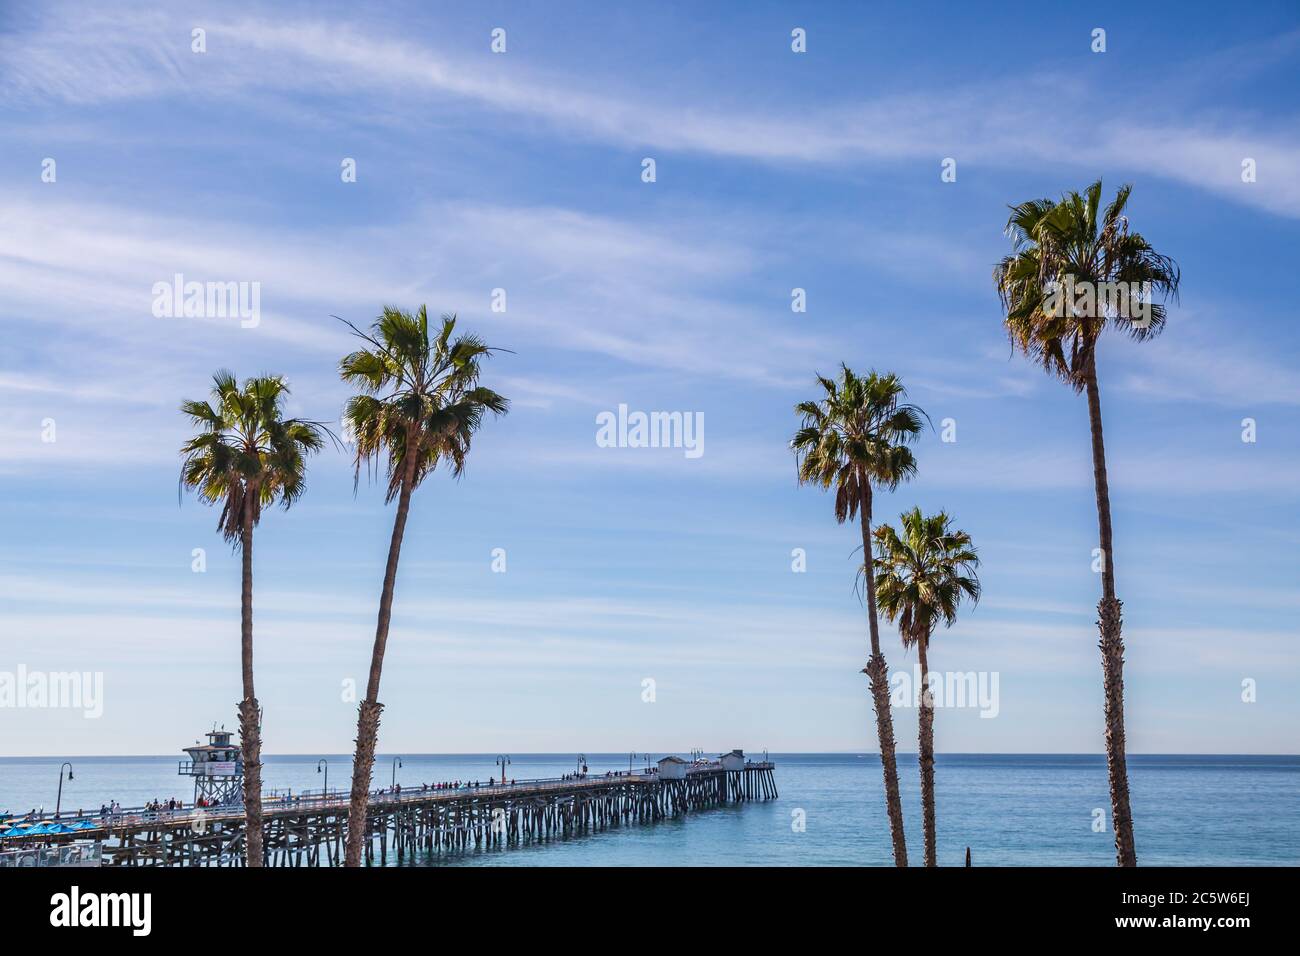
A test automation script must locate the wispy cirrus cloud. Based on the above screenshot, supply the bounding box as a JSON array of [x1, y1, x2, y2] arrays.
[[0, 196, 819, 380], [0, 193, 826, 470], [5, 3, 1300, 216]]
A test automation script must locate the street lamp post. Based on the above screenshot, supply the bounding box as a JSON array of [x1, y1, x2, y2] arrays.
[[391, 756, 402, 790], [576, 754, 587, 777], [496, 755, 511, 785], [55, 762, 74, 818], [628, 752, 638, 775], [317, 759, 328, 800]]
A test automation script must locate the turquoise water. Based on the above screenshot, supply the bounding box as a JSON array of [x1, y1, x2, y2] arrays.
[[2, 753, 1296, 866]]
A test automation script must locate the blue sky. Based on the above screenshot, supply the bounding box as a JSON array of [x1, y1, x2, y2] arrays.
[[1, 0, 1298, 758]]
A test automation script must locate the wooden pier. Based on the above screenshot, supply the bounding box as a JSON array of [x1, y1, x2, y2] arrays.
[[2, 760, 777, 867]]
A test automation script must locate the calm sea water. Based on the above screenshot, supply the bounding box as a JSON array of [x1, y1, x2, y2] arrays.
[[2, 753, 1296, 866]]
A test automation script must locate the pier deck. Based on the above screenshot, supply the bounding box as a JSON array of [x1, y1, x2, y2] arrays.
[[1, 760, 777, 867]]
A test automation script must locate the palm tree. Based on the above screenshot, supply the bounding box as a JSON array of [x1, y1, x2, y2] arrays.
[[994, 180, 1179, 866], [872, 508, 980, 868], [792, 366, 925, 866], [179, 373, 328, 866], [338, 306, 508, 867]]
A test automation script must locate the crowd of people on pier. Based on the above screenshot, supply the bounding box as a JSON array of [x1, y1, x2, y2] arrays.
[[369, 777, 524, 798], [358, 770, 651, 797], [140, 797, 185, 813], [7, 796, 208, 828]]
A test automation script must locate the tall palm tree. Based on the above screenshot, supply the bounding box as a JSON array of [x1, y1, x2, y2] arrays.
[[872, 508, 980, 868], [180, 372, 328, 867], [792, 366, 925, 866], [994, 180, 1179, 866], [339, 306, 508, 867]]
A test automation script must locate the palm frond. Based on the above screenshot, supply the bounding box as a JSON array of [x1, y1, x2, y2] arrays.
[[870, 507, 981, 649], [994, 180, 1179, 389], [179, 371, 329, 542], [339, 306, 510, 503], [792, 366, 926, 523]]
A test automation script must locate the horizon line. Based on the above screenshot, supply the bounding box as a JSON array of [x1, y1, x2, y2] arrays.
[[2, 751, 1297, 760]]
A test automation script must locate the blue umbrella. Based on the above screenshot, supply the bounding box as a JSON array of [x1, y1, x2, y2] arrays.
[[26, 822, 69, 835]]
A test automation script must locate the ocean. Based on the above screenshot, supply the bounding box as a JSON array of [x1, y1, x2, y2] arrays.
[[2, 753, 1296, 866]]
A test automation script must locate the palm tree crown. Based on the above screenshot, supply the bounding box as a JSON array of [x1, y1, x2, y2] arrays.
[[872, 508, 981, 647], [339, 306, 509, 498], [180, 372, 328, 537], [994, 179, 1180, 391], [791, 366, 925, 520]]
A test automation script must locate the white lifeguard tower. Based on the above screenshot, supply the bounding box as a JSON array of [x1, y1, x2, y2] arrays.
[[178, 727, 244, 806]]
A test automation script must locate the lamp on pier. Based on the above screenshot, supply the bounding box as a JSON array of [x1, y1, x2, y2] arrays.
[[55, 762, 74, 818]]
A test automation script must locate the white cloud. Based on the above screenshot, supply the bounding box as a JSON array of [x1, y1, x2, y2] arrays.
[[6, 5, 1300, 215], [0, 192, 853, 473], [917, 438, 1300, 495], [1117, 337, 1300, 407]]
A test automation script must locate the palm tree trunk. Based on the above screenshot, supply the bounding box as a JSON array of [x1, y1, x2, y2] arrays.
[[1084, 362, 1137, 867], [916, 634, 937, 867], [860, 484, 908, 867], [344, 462, 417, 867], [237, 499, 263, 867]]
